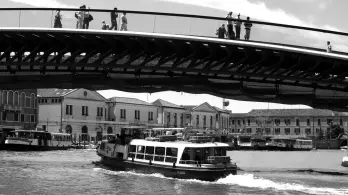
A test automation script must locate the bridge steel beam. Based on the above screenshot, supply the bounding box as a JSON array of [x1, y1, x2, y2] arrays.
[[1, 29, 348, 111]]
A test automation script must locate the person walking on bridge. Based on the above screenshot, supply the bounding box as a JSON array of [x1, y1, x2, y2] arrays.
[[235, 13, 242, 40], [120, 12, 128, 31], [109, 7, 118, 30], [216, 24, 227, 39], [244, 17, 253, 41], [53, 10, 62, 28], [327, 41, 332, 53], [226, 12, 235, 40]]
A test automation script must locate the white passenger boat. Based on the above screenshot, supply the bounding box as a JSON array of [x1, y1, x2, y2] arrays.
[[4, 130, 72, 151], [97, 135, 238, 181]]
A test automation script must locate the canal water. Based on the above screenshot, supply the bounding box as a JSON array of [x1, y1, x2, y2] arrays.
[[0, 149, 347, 195]]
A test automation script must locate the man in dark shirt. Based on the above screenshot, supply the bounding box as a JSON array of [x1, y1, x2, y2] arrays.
[[217, 24, 227, 39], [109, 7, 118, 30]]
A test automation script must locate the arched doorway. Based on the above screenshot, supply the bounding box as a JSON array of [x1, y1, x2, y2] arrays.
[[107, 127, 113, 134], [65, 125, 72, 134], [96, 126, 103, 142], [81, 126, 89, 142]]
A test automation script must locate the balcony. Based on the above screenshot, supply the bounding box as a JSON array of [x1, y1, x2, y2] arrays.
[[2, 105, 23, 112]]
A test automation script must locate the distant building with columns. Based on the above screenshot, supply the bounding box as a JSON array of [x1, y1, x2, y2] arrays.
[[230, 109, 348, 138]]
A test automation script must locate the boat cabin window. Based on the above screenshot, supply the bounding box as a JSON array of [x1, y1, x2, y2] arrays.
[[154, 147, 165, 162], [165, 147, 178, 163], [145, 146, 154, 160], [129, 145, 136, 158], [136, 145, 145, 159], [214, 147, 226, 156], [181, 148, 191, 161]]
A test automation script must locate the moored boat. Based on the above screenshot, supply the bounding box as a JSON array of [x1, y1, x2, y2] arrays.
[[96, 134, 238, 181], [3, 130, 72, 151]]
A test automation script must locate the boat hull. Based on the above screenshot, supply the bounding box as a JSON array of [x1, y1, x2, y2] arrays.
[[96, 151, 125, 170], [124, 161, 237, 181]]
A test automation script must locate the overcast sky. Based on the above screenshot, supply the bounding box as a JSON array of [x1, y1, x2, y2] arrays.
[[2, 0, 345, 113]]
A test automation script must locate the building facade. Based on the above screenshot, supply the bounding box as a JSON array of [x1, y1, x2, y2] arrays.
[[183, 102, 231, 133], [107, 97, 161, 135], [230, 109, 348, 138], [153, 99, 186, 128], [38, 88, 108, 142], [0, 89, 38, 131]]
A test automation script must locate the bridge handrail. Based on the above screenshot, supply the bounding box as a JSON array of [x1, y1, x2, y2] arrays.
[[0, 7, 347, 37]]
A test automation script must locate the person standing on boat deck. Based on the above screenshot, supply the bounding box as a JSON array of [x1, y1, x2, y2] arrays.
[[234, 13, 242, 40], [217, 24, 227, 39], [76, 5, 86, 29], [53, 10, 62, 28], [226, 12, 235, 40], [109, 7, 118, 30], [327, 41, 332, 53], [244, 17, 253, 40], [120, 12, 128, 31]]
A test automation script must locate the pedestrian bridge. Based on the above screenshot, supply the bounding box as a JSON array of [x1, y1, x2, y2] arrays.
[[1, 8, 348, 111]]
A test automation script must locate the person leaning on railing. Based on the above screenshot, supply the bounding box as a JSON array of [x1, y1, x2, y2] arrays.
[[109, 7, 118, 30], [234, 13, 242, 40], [226, 12, 235, 40], [244, 16, 253, 41]]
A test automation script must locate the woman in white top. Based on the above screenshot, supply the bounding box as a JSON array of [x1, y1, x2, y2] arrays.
[[120, 12, 128, 31]]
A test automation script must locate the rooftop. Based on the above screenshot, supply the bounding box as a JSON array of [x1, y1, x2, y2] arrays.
[[246, 109, 348, 117], [152, 99, 184, 109], [108, 97, 153, 106], [37, 89, 76, 98]]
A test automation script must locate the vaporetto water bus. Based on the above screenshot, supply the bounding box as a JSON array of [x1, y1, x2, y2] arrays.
[[96, 135, 238, 181], [4, 130, 72, 151]]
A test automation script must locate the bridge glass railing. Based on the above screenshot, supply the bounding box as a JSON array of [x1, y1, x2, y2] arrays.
[[0, 8, 347, 53]]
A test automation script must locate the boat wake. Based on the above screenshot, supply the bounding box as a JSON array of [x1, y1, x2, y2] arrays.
[[93, 168, 348, 195], [249, 169, 348, 176]]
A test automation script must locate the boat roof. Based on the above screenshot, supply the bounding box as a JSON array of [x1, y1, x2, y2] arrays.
[[130, 139, 229, 148], [11, 130, 50, 133]]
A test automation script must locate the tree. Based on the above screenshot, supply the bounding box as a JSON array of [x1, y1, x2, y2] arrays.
[[329, 124, 345, 139]]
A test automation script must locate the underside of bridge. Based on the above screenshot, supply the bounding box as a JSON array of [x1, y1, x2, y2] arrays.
[[1, 28, 348, 111]]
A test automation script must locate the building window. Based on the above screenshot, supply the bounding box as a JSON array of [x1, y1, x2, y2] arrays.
[[21, 114, 24, 122], [232, 120, 235, 125], [167, 112, 171, 125], [316, 128, 320, 134], [285, 128, 290, 135], [237, 120, 241, 126], [8, 91, 13, 105], [180, 114, 184, 127], [275, 128, 280, 135], [148, 111, 153, 121], [135, 110, 140, 120], [30, 94, 35, 108], [120, 109, 126, 119], [296, 119, 300, 126], [203, 115, 206, 127], [196, 115, 199, 126], [82, 106, 89, 116], [265, 128, 271, 135], [275, 119, 280, 126], [307, 119, 310, 126], [327, 119, 332, 125], [247, 119, 250, 126], [107, 127, 113, 134], [318, 119, 321, 126], [174, 113, 177, 127], [285, 119, 290, 126], [66, 105, 73, 115], [97, 107, 103, 117], [26, 97, 30, 108], [305, 128, 311, 135], [256, 128, 262, 134], [340, 119, 343, 126], [14, 113, 19, 122], [2, 112, 6, 121], [210, 116, 213, 128], [30, 115, 35, 123], [2, 91, 7, 105], [14, 92, 19, 106], [295, 128, 300, 135], [246, 128, 252, 133]]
